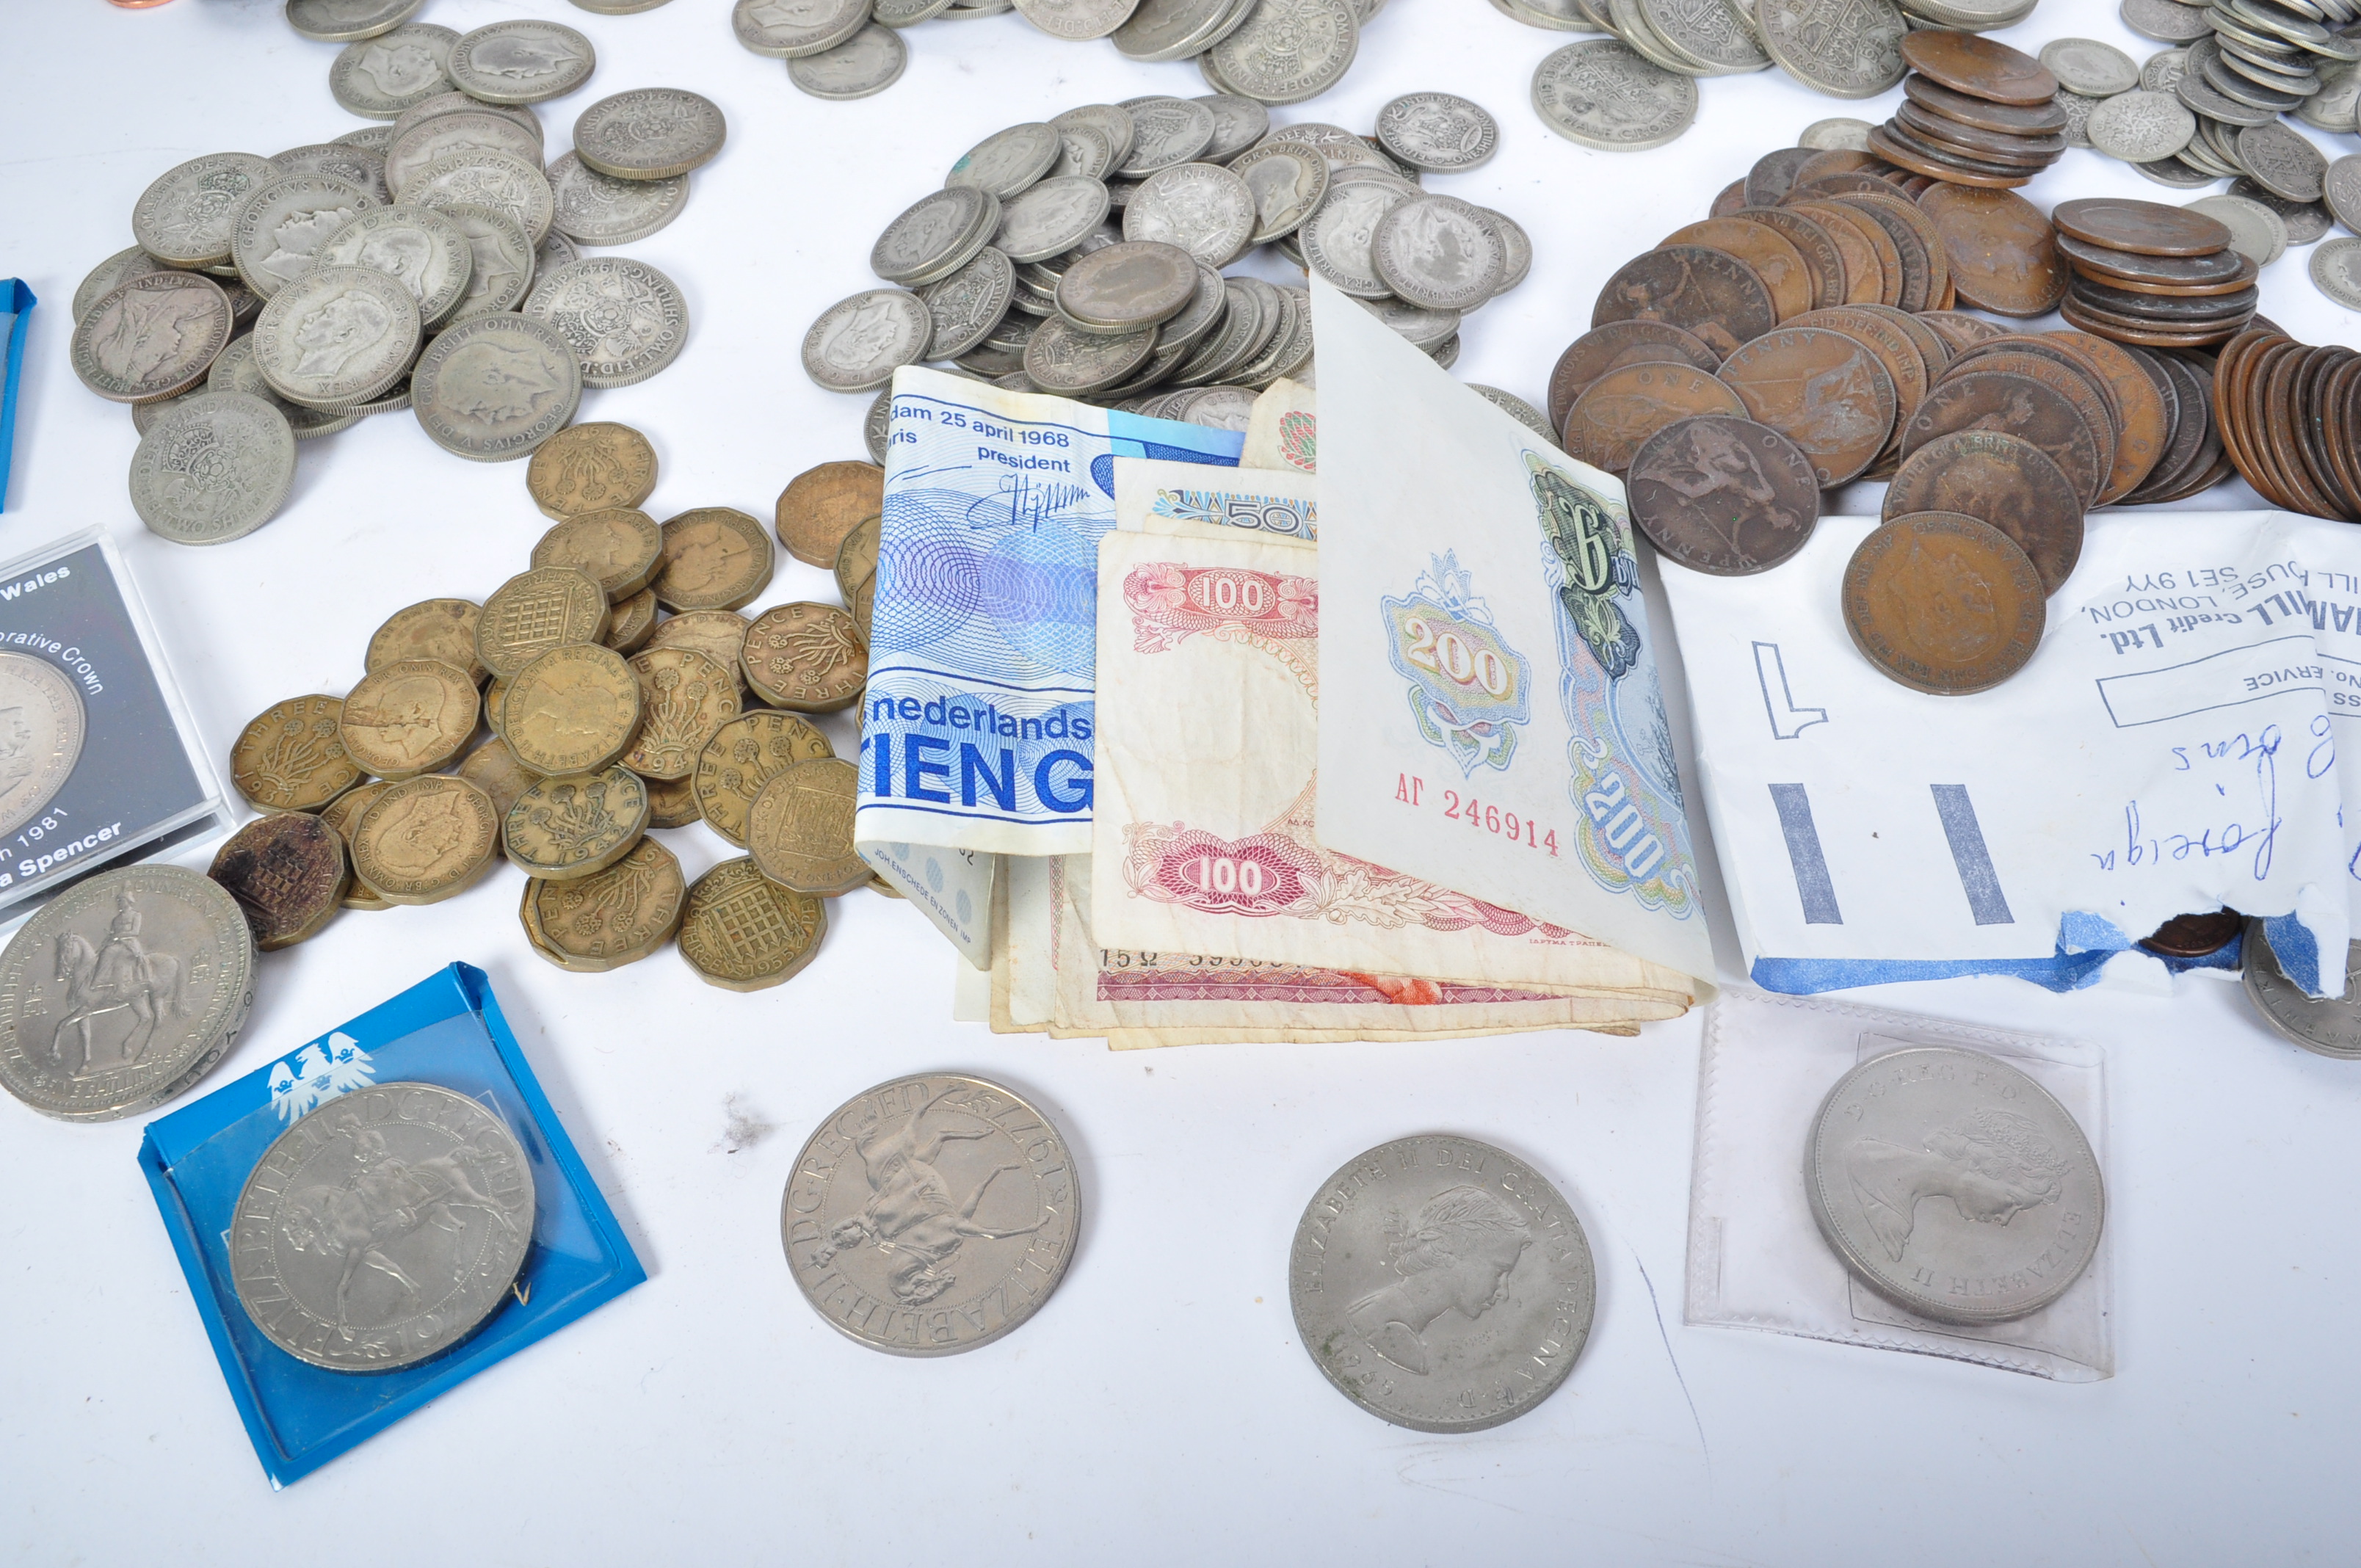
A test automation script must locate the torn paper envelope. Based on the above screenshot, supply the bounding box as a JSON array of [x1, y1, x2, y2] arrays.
[[1658, 509, 2357, 996], [1309, 277, 1716, 986]]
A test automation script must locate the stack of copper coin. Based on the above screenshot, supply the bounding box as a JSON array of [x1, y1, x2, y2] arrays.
[[2214, 323, 2361, 522], [1869, 30, 2068, 189], [2052, 197, 2260, 348]]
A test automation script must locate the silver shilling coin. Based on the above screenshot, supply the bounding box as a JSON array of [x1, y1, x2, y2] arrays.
[[208, 336, 364, 440], [805, 288, 932, 391], [131, 391, 299, 542], [548, 152, 689, 246], [231, 1081, 535, 1370], [1371, 195, 1505, 311], [385, 108, 545, 199], [446, 19, 596, 104], [1226, 140, 1330, 243], [921, 247, 1018, 358], [2244, 919, 2361, 1056], [1374, 91, 1500, 173], [231, 175, 377, 299], [522, 257, 689, 389], [286, 0, 426, 43], [735, 0, 871, 57], [315, 204, 476, 330], [0, 865, 253, 1122], [1056, 240, 1199, 331], [788, 23, 911, 98], [947, 123, 1065, 197], [1531, 40, 1699, 150], [412, 313, 583, 460], [1208, 0, 1358, 106], [253, 264, 423, 410], [871, 185, 1000, 286], [133, 153, 278, 269], [1116, 96, 1216, 175], [780, 1073, 1080, 1356], [1805, 1045, 2103, 1325], [993, 175, 1114, 264], [1015, 0, 1144, 40], [435, 202, 537, 323], [1195, 92, 1270, 159], [1288, 1133, 1596, 1434], [330, 23, 458, 117], [573, 89, 728, 181], [1121, 161, 1255, 265], [1023, 311, 1158, 392]]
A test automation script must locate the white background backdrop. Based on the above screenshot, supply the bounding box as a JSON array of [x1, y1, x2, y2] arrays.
[[4, 0, 2361, 1562]]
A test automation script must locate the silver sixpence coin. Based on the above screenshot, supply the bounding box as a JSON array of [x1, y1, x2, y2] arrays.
[[735, 0, 872, 57], [2301, 58, 2361, 132], [435, 202, 537, 323], [271, 142, 392, 205], [446, 20, 596, 104], [232, 1082, 535, 1370], [286, 0, 425, 43], [2229, 177, 2332, 244], [1470, 383, 1560, 445], [71, 272, 233, 405], [330, 23, 458, 117], [315, 204, 475, 330], [781, 1073, 1079, 1356], [1371, 195, 1505, 311], [385, 108, 545, 198], [871, 186, 1000, 286], [1288, 1134, 1595, 1434], [1531, 40, 1699, 150], [130, 392, 298, 543], [993, 175, 1114, 264], [208, 336, 363, 440], [231, 175, 377, 299], [0, 865, 253, 1122], [133, 153, 278, 269], [2236, 120, 2329, 202], [2056, 89, 2100, 151], [522, 257, 689, 389], [2087, 90, 2198, 162], [2040, 37, 2141, 95], [788, 23, 910, 98], [1301, 180, 1410, 297], [2244, 920, 2361, 1056], [1015, 0, 1144, 38], [921, 247, 1017, 358], [1799, 116, 1876, 150], [1208, 0, 1358, 106], [1024, 312, 1157, 391], [864, 388, 893, 464], [573, 89, 727, 181], [412, 313, 583, 460], [805, 288, 932, 391], [947, 123, 1064, 198], [1227, 140, 1330, 243], [2311, 236, 2361, 306], [1115, 97, 1216, 175], [1756, 0, 1908, 98], [1122, 161, 1255, 265], [548, 152, 689, 246], [402, 150, 556, 247], [2121, 0, 2214, 41], [2141, 46, 2190, 92], [253, 264, 423, 410], [2325, 153, 2361, 232], [1056, 240, 1199, 330], [1806, 1046, 2103, 1325], [73, 247, 169, 324], [1375, 91, 1501, 173], [2187, 192, 2289, 264]]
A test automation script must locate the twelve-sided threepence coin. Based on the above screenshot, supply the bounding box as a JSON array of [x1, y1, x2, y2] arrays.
[[523, 257, 689, 389], [131, 391, 299, 543], [573, 89, 728, 181], [549, 152, 689, 246], [782, 1072, 1080, 1356], [1288, 1134, 1596, 1434], [0, 865, 254, 1122], [804, 288, 932, 391], [231, 1081, 535, 1370], [71, 272, 234, 404], [254, 264, 423, 410], [446, 18, 596, 104], [1806, 1045, 2103, 1325], [1375, 92, 1500, 173], [871, 185, 1001, 286], [412, 313, 583, 460]]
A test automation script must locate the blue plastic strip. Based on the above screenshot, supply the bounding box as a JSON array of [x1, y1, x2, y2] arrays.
[[0, 280, 34, 514]]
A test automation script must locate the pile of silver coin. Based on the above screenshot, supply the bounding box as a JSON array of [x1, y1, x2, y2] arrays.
[[802, 93, 1546, 443], [1519, 0, 2042, 153], [70, 12, 713, 546], [734, 0, 1382, 106]]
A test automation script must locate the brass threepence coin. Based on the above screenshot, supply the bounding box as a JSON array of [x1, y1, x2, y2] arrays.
[[776, 460, 885, 568], [209, 811, 349, 949], [747, 757, 868, 896], [483, 675, 512, 738], [1843, 512, 2045, 694], [456, 736, 537, 821], [521, 836, 686, 972], [642, 608, 751, 680], [678, 856, 827, 991], [1546, 319, 1724, 431], [1590, 245, 1775, 360], [532, 507, 664, 598], [1914, 186, 2067, 317], [349, 774, 501, 904], [653, 507, 775, 611], [835, 515, 880, 642], [503, 765, 649, 879], [1713, 325, 1897, 485], [742, 603, 868, 712], [694, 710, 836, 847], [501, 642, 643, 776], [526, 420, 659, 518], [338, 658, 480, 780], [318, 781, 394, 910], [231, 695, 363, 811], [1882, 430, 2083, 595], [366, 599, 487, 684], [644, 772, 702, 828], [1627, 415, 1821, 576], [1561, 360, 1746, 474], [476, 566, 610, 679], [622, 647, 740, 779], [603, 586, 659, 653]]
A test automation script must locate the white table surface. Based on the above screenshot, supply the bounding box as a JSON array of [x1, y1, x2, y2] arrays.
[[6, 0, 2361, 1562]]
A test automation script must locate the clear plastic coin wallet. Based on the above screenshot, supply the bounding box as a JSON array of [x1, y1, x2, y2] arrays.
[[1685, 988, 2113, 1382], [0, 526, 225, 925], [138, 963, 646, 1485]]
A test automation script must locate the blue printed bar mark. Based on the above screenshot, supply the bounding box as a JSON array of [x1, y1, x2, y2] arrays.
[[1930, 784, 2012, 926], [1768, 783, 1842, 925]]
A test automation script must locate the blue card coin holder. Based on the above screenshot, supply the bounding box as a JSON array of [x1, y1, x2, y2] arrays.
[[137, 963, 645, 1486]]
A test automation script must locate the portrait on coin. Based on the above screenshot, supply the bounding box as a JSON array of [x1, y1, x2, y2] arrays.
[[1346, 1184, 1532, 1376], [293, 288, 396, 378], [1845, 1106, 2070, 1263], [441, 336, 564, 426], [346, 672, 455, 765], [371, 788, 472, 877], [354, 38, 442, 96]]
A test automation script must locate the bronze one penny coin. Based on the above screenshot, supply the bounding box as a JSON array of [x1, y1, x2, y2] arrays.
[[1892, 101, 2067, 161], [2051, 197, 2233, 256], [775, 460, 883, 570], [1901, 370, 2108, 507], [1546, 320, 1723, 429], [1560, 360, 1746, 473], [2054, 233, 2252, 287], [1791, 307, 1929, 443], [1590, 245, 1776, 360], [1915, 185, 2067, 316], [1841, 192, 1951, 306], [1898, 30, 2060, 106], [1661, 219, 1814, 321], [1627, 415, 1821, 576], [1711, 178, 1747, 218], [1716, 326, 1898, 485], [2055, 332, 2172, 501], [1882, 430, 2083, 595], [1787, 200, 1894, 305], [208, 811, 349, 950], [1744, 147, 1818, 208], [1868, 124, 2043, 191], [1792, 149, 1882, 184], [1738, 206, 1849, 312], [1916, 311, 2009, 353], [2067, 273, 2259, 320], [2136, 907, 2243, 958], [1940, 346, 2120, 496], [1843, 512, 2046, 696], [1901, 75, 2070, 135], [1833, 194, 1937, 311]]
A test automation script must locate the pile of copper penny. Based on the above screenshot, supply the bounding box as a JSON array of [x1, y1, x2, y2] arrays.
[[2052, 197, 2263, 348], [1868, 30, 2067, 189], [2213, 322, 2361, 522]]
